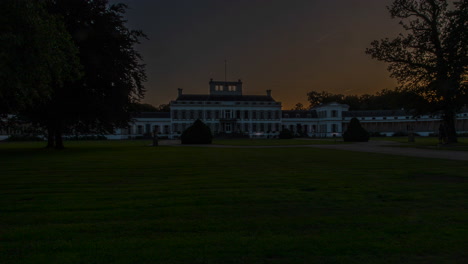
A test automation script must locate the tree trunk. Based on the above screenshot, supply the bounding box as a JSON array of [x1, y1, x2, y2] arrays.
[[54, 123, 64, 149], [46, 124, 55, 148], [46, 120, 65, 149], [443, 111, 458, 144]]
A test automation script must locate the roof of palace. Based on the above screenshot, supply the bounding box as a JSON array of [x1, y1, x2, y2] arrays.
[[282, 110, 318, 118], [343, 110, 411, 117], [175, 94, 276, 102], [133, 112, 171, 118]]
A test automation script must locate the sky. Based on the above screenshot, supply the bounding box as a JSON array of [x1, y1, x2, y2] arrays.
[[110, 0, 403, 109]]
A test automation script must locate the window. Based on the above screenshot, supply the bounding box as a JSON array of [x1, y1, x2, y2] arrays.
[[228, 85, 236, 91], [331, 110, 338, 117], [225, 110, 231, 118], [332, 124, 337, 133], [244, 111, 249, 119]]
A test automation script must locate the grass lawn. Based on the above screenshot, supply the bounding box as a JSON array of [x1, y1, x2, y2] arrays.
[[1, 140, 467, 263]]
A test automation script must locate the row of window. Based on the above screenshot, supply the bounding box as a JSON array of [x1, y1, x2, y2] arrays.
[[129, 124, 170, 135], [172, 101, 280, 105], [317, 110, 339, 118], [214, 85, 237, 91], [172, 122, 282, 134], [171, 110, 282, 120]]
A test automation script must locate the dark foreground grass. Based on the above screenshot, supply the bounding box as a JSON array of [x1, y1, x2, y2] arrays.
[[1, 141, 467, 264]]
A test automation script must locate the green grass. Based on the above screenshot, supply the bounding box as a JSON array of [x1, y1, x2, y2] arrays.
[[1, 140, 467, 263], [213, 138, 345, 146]]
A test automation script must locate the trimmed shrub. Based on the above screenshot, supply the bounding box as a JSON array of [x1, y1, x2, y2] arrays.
[[181, 119, 212, 144], [343, 118, 369, 142], [279, 129, 293, 139]]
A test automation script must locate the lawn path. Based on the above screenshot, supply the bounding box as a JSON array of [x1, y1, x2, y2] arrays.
[[161, 140, 468, 161]]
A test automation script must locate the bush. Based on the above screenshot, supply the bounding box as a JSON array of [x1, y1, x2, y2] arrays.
[[181, 119, 212, 144], [279, 129, 293, 139], [343, 118, 369, 142]]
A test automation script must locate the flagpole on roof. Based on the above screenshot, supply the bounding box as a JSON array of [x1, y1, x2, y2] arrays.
[[224, 59, 227, 84]]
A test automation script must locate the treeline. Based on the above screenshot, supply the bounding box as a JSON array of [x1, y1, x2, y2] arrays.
[[131, 103, 170, 112], [303, 89, 425, 111]]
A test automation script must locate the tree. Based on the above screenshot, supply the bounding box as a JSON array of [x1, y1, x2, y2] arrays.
[[307, 91, 344, 108], [278, 128, 293, 139], [291, 103, 306, 111], [366, 0, 468, 143], [130, 103, 159, 112], [343, 118, 370, 142], [181, 119, 212, 144], [156, 104, 171, 112], [0, 0, 81, 117], [24, 0, 146, 148]]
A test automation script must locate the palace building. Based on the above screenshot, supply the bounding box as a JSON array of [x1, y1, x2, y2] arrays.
[[109, 79, 468, 140], [1, 79, 467, 140]]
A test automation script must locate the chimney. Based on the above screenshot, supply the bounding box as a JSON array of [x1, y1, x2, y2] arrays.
[[178, 88, 183, 96], [266, 90, 271, 97]]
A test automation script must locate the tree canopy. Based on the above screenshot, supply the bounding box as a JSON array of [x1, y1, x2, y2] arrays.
[[0, 0, 81, 116], [17, 0, 147, 148], [366, 0, 468, 143], [306, 88, 422, 111]]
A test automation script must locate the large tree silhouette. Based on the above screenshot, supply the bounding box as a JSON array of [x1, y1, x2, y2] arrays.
[[366, 0, 467, 143], [0, 0, 81, 117], [25, 0, 146, 148]]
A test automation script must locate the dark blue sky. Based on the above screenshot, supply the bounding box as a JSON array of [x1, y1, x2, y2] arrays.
[[111, 0, 402, 109]]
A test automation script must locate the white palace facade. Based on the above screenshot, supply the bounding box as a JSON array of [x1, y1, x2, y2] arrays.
[[109, 79, 468, 140], [1, 79, 467, 140]]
